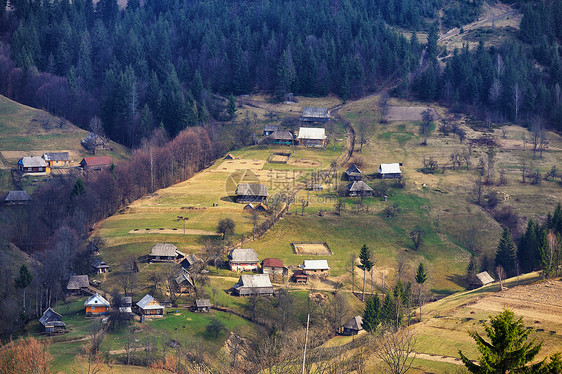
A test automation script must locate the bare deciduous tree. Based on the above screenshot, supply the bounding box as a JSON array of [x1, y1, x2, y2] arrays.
[[372, 325, 417, 374], [379, 91, 391, 123]]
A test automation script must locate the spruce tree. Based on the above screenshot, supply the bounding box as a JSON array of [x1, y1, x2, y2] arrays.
[[14, 264, 33, 315], [537, 228, 553, 278], [415, 263, 428, 321], [358, 244, 374, 301], [518, 219, 538, 274], [363, 294, 381, 333], [495, 227, 517, 277]]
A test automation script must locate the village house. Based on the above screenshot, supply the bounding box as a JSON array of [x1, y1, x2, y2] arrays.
[[180, 253, 201, 271], [66, 275, 89, 294], [346, 181, 374, 197], [342, 315, 364, 335], [292, 270, 308, 284], [297, 127, 327, 147], [18, 156, 49, 173], [302, 260, 330, 276], [235, 183, 268, 203], [232, 274, 274, 296], [149, 243, 185, 262], [84, 293, 111, 316], [261, 258, 288, 276], [81, 132, 106, 152], [39, 308, 66, 334], [4, 190, 31, 205], [300, 107, 330, 123], [136, 294, 164, 316], [80, 156, 112, 171], [174, 268, 195, 293], [194, 299, 211, 313], [90, 259, 109, 274], [343, 164, 363, 181], [229, 248, 260, 272], [378, 163, 402, 179], [476, 271, 494, 287], [263, 124, 281, 136], [118, 296, 133, 316], [42, 152, 70, 168], [268, 130, 294, 145]]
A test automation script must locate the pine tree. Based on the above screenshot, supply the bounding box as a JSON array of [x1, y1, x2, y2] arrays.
[[518, 219, 538, 274], [495, 227, 517, 277], [15, 264, 33, 315], [358, 244, 374, 301], [71, 178, 86, 197], [363, 294, 381, 333], [459, 309, 550, 373], [415, 263, 427, 321], [381, 291, 396, 324]]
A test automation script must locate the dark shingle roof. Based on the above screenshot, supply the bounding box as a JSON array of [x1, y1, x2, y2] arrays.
[[67, 275, 89, 290], [39, 308, 63, 326], [90, 259, 109, 269], [344, 164, 362, 177], [4, 190, 31, 202], [235, 183, 268, 197], [42, 152, 70, 161], [270, 130, 293, 141], [301, 107, 329, 119], [346, 181, 373, 192], [343, 315, 363, 331], [150, 243, 178, 257]]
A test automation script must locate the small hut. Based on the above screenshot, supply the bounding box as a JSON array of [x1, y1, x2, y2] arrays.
[[90, 259, 109, 274], [194, 299, 211, 313], [343, 165, 363, 181], [66, 275, 89, 294], [231, 274, 274, 296], [476, 271, 494, 286], [4, 190, 32, 205], [342, 316, 363, 335], [39, 308, 66, 334], [346, 181, 374, 197]]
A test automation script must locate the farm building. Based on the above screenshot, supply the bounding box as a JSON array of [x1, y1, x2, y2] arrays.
[[66, 275, 89, 293], [302, 260, 330, 275], [42, 152, 70, 167], [378, 163, 402, 179], [4, 190, 31, 205], [235, 183, 268, 203], [84, 293, 110, 316], [268, 130, 294, 145], [80, 156, 112, 171], [261, 258, 288, 276], [476, 271, 494, 286], [118, 296, 133, 315], [18, 156, 49, 173], [81, 132, 106, 152], [342, 316, 363, 335], [90, 259, 109, 274], [174, 268, 195, 293], [39, 308, 66, 334], [346, 181, 374, 197], [263, 124, 281, 136], [343, 164, 363, 181], [229, 248, 260, 272], [180, 254, 201, 270], [232, 274, 274, 296], [149, 243, 184, 262], [292, 270, 308, 284], [300, 107, 329, 123], [136, 294, 164, 316], [194, 299, 211, 312], [297, 127, 326, 147]]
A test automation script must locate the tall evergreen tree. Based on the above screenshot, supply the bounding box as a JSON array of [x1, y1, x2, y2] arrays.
[[363, 294, 381, 333], [358, 244, 374, 302], [518, 219, 538, 273], [14, 264, 33, 315], [495, 227, 517, 277], [415, 262, 427, 321]]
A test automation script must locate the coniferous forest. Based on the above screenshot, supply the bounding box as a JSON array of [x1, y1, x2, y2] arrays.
[[1, 0, 560, 148]]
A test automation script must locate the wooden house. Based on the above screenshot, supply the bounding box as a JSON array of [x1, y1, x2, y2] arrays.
[[81, 132, 106, 152], [80, 156, 112, 171], [39, 308, 66, 334], [174, 268, 194, 293], [263, 124, 281, 136], [149, 243, 184, 262], [378, 163, 402, 179], [297, 127, 326, 147], [235, 183, 268, 203], [261, 258, 288, 276], [342, 316, 363, 335], [302, 260, 330, 276], [476, 271, 494, 286], [66, 275, 89, 294], [180, 254, 201, 270], [229, 248, 260, 272], [300, 107, 329, 123], [343, 164, 363, 181], [232, 274, 274, 296], [84, 293, 110, 316], [90, 259, 109, 274], [268, 130, 294, 145], [4, 190, 31, 205], [194, 299, 211, 312], [292, 270, 308, 284], [42, 152, 70, 168], [18, 156, 49, 173], [346, 181, 374, 197], [136, 294, 164, 316]]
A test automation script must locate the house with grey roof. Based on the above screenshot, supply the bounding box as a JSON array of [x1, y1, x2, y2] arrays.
[[180, 254, 201, 270], [302, 260, 330, 276], [66, 275, 89, 293], [149, 243, 184, 262], [343, 164, 363, 181], [268, 130, 294, 145], [300, 107, 329, 123], [90, 259, 109, 274], [229, 248, 260, 272], [4, 190, 31, 205], [136, 294, 164, 316], [194, 299, 211, 312], [342, 315, 363, 335], [18, 156, 49, 173], [346, 181, 374, 197], [84, 293, 110, 316], [174, 268, 194, 293], [39, 308, 66, 334], [263, 124, 281, 136], [42, 152, 70, 168], [235, 183, 268, 203], [232, 274, 274, 296]]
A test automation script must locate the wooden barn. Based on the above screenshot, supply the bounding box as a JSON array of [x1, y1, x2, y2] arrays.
[[476, 271, 494, 286], [342, 316, 364, 335], [268, 130, 294, 145], [136, 294, 164, 316], [90, 259, 109, 274], [18, 156, 49, 173], [235, 183, 268, 203], [4, 190, 31, 205], [346, 181, 374, 197], [297, 127, 326, 147], [174, 268, 195, 293], [84, 293, 110, 316], [180, 254, 202, 270], [232, 274, 274, 296], [42, 152, 70, 168], [39, 308, 66, 334], [343, 164, 363, 181], [66, 275, 89, 294], [80, 156, 112, 171], [149, 243, 184, 262], [378, 163, 402, 179], [300, 107, 329, 123], [292, 270, 308, 284], [263, 124, 281, 136], [229, 248, 260, 272], [194, 299, 211, 313]]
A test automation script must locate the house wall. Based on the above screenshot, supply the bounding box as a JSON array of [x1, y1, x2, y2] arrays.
[[48, 160, 69, 167], [142, 308, 164, 315], [230, 262, 258, 272], [263, 266, 285, 275], [381, 173, 401, 179], [300, 139, 324, 147], [86, 306, 109, 315]]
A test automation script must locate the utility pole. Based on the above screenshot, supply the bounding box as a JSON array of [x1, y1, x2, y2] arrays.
[[302, 313, 310, 374]]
